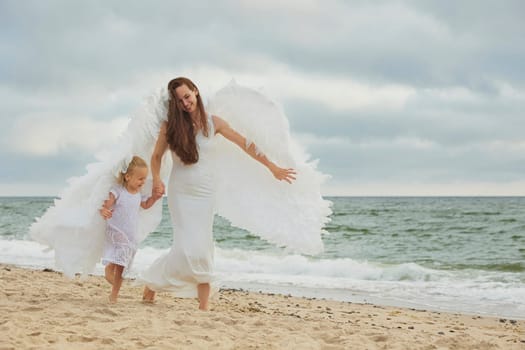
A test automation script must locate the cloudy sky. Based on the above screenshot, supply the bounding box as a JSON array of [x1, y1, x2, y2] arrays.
[[1, 0, 525, 196]]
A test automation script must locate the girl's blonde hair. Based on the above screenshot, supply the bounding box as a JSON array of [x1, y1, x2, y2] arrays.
[[117, 156, 148, 185]]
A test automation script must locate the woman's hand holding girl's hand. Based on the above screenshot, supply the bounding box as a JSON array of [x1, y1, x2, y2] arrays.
[[152, 190, 164, 201], [153, 179, 166, 198]]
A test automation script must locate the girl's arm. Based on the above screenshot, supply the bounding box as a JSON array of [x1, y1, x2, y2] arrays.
[[140, 194, 162, 210], [100, 192, 116, 219], [151, 122, 169, 197], [212, 115, 296, 184]]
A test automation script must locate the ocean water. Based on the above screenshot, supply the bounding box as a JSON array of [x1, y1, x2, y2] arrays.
[[1, 196, 524, 319]]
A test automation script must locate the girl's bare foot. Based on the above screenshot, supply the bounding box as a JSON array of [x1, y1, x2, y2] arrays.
[[198, 301, 209, 311], [108, 295, 117, 304], [142, 286, 156, 303]]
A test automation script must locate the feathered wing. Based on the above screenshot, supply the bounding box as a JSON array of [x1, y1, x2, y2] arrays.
[[30, 89, 172, 278], [207, 81, 332, 255], [31, 81, 331, 277]]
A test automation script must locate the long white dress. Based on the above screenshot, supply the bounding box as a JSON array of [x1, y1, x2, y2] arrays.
[[138, 115, 218, 297]]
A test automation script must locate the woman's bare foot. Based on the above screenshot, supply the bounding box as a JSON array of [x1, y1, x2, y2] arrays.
[[142, 286, 156, 303], [197, 283, 210, 311], [108, 295, 117, 304]]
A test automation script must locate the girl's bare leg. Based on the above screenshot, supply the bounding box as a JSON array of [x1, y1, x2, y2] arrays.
[[109, 265, 124, 303], [197, 283, 210, 311], [142, 286, 156, 303], [105, 264, 115, 285]]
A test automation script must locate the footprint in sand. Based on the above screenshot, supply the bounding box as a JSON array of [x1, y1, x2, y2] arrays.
[[371, 334, 388, 342], [101, 338, 116, 345], [66, 335, 96, 342], [22, 306, 43, 312], [212, 316, 238, 326], [96, 308, 118, 316]]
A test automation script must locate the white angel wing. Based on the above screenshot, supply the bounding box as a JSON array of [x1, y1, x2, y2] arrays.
[[31, 80, 331, 278], [30, 89, 171, 277], [207, 81, 332, 255]]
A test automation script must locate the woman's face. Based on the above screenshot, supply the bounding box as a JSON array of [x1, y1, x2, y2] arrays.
[[174, 84, 198, 114]]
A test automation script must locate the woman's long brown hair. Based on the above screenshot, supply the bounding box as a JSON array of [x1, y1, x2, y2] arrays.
[[166, 77, 209, 165]]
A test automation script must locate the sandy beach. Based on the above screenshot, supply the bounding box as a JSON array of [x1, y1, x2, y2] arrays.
[[0, 264, 523, 349]]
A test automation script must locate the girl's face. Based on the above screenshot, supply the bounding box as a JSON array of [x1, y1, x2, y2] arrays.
[[174, 84, 198, 114], [125, 166, 148, 192]]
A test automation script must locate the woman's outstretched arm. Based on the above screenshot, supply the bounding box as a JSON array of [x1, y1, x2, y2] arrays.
[[212, 115, 296, 183]]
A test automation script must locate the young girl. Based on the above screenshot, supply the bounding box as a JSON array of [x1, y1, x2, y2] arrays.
[[99, 156, 161, 303]]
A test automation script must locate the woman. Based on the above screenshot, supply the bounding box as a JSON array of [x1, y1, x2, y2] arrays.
[[140, 77, 296, 310]]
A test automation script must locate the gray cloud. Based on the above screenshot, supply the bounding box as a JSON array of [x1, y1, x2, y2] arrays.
[[3, 1, 524, 90], [308, 135, 525, 185], [243, 1, 525, 91], [1, 150, 95, 184], [285, 92, 525, 146], [1, 0, 524, 195]]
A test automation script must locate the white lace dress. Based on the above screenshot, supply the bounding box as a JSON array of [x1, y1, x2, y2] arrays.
[[138, 115, 219, 297], [102, 185, 149, 271]]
